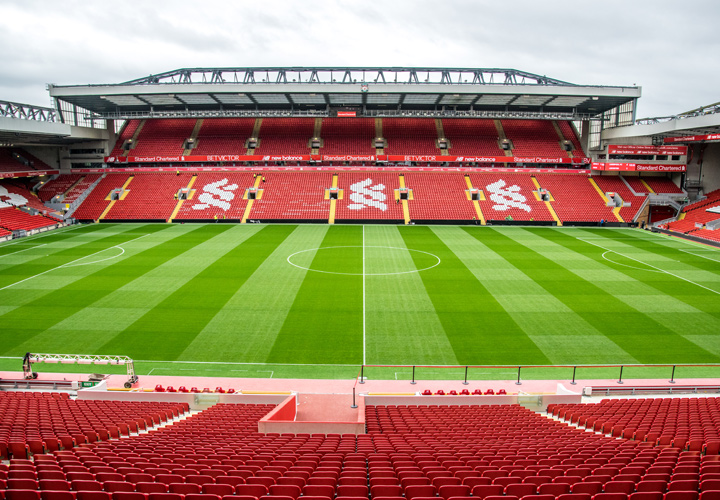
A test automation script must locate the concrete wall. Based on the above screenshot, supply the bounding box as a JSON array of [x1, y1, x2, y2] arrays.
[[699, 143, 720, 195]]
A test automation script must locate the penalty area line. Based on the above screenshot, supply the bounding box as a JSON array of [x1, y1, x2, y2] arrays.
[[583, 239, 720, 295]]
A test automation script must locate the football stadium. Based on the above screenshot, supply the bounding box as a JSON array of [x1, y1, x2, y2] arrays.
[[2, 64, 720, 500]]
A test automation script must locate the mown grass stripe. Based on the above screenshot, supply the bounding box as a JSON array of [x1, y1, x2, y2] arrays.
[[0, 224, 142, 287], [363, 225, 458, 365], [177, 225, 330, 363], [441, 226, 637, 364], [17, 225, 265, 355], [267, 225, 363, 365], [518, 227, 720, 364], [99, 225, 295, 360], [0, 224, 184, 355], [400, 225, 552, 365]]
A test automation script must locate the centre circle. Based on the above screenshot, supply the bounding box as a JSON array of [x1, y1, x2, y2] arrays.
[[286, 246, 441, 276]]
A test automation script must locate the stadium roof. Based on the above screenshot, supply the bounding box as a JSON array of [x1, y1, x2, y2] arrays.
[[602, 101, 720, 142], [48, 67, 641, 121]]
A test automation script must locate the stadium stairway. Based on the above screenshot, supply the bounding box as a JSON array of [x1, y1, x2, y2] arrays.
[[98, 176, 134, 221], [588, 178, 624, 222], [531, 176, 562, 225], [328, 174, 339, 224], [168, 175, 198, 222], [241, 175, 263, 223], [182, 119, 204, 156], [398, 175, 411, 224], [464, 174, 486, 224]]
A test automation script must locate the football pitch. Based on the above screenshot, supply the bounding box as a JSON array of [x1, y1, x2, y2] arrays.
[[1, 223, 720, 382]]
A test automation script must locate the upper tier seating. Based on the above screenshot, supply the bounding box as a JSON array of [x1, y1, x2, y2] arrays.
[[320, 118, 376, 155], [173, 172, 254, 220], [403, 173, 477, 221], [110, 121, 142, 157], [104, 173, 193, 221], [382, 118, 439, 155], [441, 119, 503, 156], [38, 175, 84, 202], [0, 148, 52, 173], [593, 176, 647, 222], [557, 121, 586, 156], [72, 174, 131, 221], [644, 178, 684, 195], [0, 392, 188, 460], [254, 119, 315, 155], [131, 120, 197, 156], [335, 172, 404, 221], [470, 173, 554, 221], [534, 174, 616, 222], [501, 120, 568, 157], [192, 119, 256, 155], [548, 397, 720, 453], [63, 174, 103, 204], [250, 172, 331, 220]]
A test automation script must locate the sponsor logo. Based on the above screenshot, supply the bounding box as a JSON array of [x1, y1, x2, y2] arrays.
[[486, 179, 531, 213], [191, 178, 239, 211], [106, 157, 115, 163], [324, 155, 375, 161], [262, 156, 270, 161], [207, 155, 242, 162], [403, 156, 437, 162], [347, 178, 387, 211], [463, 157, 497, 163], [0, 186, 29, 209]]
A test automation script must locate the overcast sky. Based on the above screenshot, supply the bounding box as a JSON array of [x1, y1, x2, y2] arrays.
[[1, 0, 718, 119]]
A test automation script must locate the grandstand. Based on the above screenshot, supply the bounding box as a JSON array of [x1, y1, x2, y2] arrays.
[[2, 68, 720, 500]]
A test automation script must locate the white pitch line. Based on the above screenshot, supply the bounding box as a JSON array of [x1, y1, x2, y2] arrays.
[[362, 225, 366, 366], [0, 244, 46, 258], [0, 224, 85, 247], [583, 239, 720, 295], [680, 249, 720, 263], [0, 233, 150, 291]]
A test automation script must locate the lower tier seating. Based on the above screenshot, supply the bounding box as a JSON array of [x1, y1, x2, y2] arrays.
[[335, 172, 404, 221], [173, 173, 254, 221], [104, 173, 193, 221], [38, 176, 84, 202], [4, 398, 720, 500], [470, 173, 554, 221], [250, 173, 331, 221], [534, 174, 616, 222], [0, 392, 188, 460], [403, 173, 477, 221], [0, 208, 59, 232], [593, 176, 647, 222], [73, 175, 131, 221]]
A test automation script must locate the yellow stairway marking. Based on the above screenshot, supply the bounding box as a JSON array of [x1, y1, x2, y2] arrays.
[[532, 176, 561, 226], [613, 206, 625, 222], [328, 174, 338, 224], [640, 179, 656, 194], [589, 177, 623, 222], [168, 175, 197, 222], [398, 175, 410, 224], [679, 212, 686, 221], [464, 175, 486, 225], [242, 175, 263, 223], [99, 175, 133, 220]]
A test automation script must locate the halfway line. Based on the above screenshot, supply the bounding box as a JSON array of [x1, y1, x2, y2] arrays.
[[362, 224, 366, 366]]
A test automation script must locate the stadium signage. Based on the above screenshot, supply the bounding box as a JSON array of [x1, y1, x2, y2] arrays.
[[608, 145, 687, 155], [0, 170, 59, 179], [337, 111, 357, 117], [663, 133, 720, 143], [104, 154, 591, 165], [78, 166, 589, 175], [323, 155, 376, 161], [592, 162, 686, 172]]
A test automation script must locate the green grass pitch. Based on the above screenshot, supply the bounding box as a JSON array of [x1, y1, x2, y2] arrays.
[[1, 223, 719, 382]]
